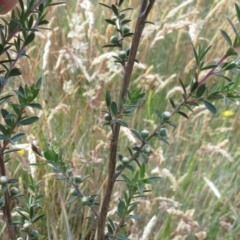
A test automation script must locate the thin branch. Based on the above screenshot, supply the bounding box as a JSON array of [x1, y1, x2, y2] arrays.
[[97, 1, 156, 240], [198, 55, 227, 86], [114, 52, 228, 180], [120, 0, 155, 102], [0, 152, 17, 240]]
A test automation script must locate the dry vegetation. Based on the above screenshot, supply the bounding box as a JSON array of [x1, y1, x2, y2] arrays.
[[1, 0, 240, 239]]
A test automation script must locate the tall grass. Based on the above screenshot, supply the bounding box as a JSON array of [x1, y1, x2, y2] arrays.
[[1, 0, 239, 239]]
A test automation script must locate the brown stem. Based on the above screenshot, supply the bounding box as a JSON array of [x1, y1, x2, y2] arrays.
[[0, 152, 17, 240], [97, 124, 120, 240], [0, 108, 24, 239], [198, 55, 227, 86], [120, 0, 155, 101], [97, 1, 155, 240]]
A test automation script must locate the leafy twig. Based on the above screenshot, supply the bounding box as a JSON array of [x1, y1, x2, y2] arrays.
[[97, 1, 156, 240]]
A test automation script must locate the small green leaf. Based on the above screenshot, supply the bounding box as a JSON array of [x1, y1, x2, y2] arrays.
[[122, 32, 134, 38], [0, 124, 8, 135], [44, 149, 58, 161], [116, 120, 128, 127], [116, 164, 124, 171], [105, 90, 111, 107], [130, 129, 142, 141], [48, 2, 65, 7], [27, 103, 42, 109], [119, 0, 124, 7], [108, 218, 116, 231], [165, 120, 177, 128], [10, 133, 26, 142], [15, 209, 28, 220], [169, 98, 176, 108], [156, 135, 169, 145], [5, 113, 16, 120], [235, 3, 240, 22], [117, 200, 125, 217], [35, 77, 42, 89], [140, 152, 148, 164], [111, 4, 118, 16], [178, 78, 186, 95], [66, 196, 79, 205], [216, 73, 232, 82], [184, 103, 193, 112], [125, 164, 134, 171], [196, 83, 206, 98], [137, 183, 145, 195], [143, 176, 160, 184], [0, 134, 9, 140], [32, 214, 45, 224], [8, 68, 21, 77], [123, 105, 137, 114], [127, 203, 138, 214], [119, 8, 133, 13], [105, 19, 116, 25], [198, 45, 212, 61], [201, 64, 217, 71], [121, 19, 131, 25], [186, 101, 199, 107], [154, 109, 162, 119], [110, 101, 118, 116], [177, 111, 188, 119], [98, 3, 111, 9], [220, 29, 232, 46], [190, 81, 198, 92], [140, 164, 145, 179], [233, 34, 240, 48], [225, 47, 238, 57], [102, 44, 119, 48], [191, 43, 199, 66], [222, 62, 237, 70], [107, 223, 114, 234], [121, 174, 132, 185], [19, 116, 39, 125], [226, 17, 238, 34], [24, 32, 35, 46], [0, 95, 13, 105], [204, 101, 217, 114], [144, 21, 155, 25], [232, 73, 240, 89]]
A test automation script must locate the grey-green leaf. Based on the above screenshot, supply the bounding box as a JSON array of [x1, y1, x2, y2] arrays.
[[220, 29, 232, 46], [19, 116, 39, 125], [111, 4, 118, 16], [98, 3, 111, 9], [10, 133, 26, 142], [105, 90, 111, 107], [204, 101, 217, 114], [196, 83, 206, 98], [130, 129, 142, 141], [24, 32, 35, 46], [116, 120, 128, 127], [8, 68, 21, 77], [178, 111, 189, 119], [110, 101, 118, 116]]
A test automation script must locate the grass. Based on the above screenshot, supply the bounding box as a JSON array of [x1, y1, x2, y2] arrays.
[[1, 0, 240, 239]]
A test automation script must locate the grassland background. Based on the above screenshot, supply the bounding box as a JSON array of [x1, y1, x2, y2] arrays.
[[1, 0, 240, 239]]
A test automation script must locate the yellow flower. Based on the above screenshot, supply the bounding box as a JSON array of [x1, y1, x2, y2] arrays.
[[17, 149, 25, 155], [222, 110, 234, 117]]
